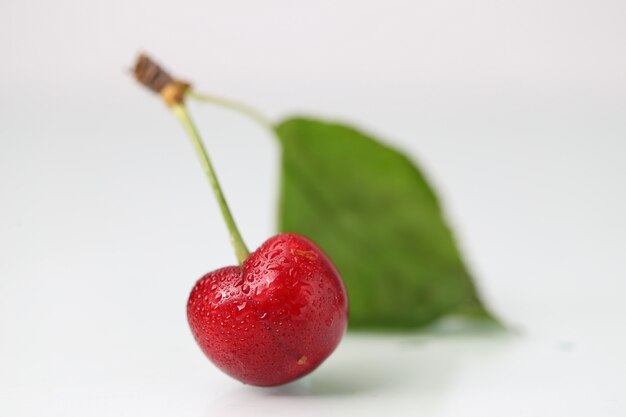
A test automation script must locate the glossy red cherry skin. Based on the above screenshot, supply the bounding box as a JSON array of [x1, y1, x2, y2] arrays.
[[187, 233, 348, 386]]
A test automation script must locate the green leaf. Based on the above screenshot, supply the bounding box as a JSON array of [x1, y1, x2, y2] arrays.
[[275, 117, 497, 330]]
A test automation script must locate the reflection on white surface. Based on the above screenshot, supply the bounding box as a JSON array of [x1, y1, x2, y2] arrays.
[[5, 301, 625, 417]]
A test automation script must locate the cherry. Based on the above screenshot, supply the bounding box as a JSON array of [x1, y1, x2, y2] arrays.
[[187, 233, 347, 386], [132, 55, 348, 386], [176, 115, 349, 387]]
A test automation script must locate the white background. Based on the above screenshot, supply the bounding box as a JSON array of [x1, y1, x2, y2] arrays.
[[1, 1, 625, 416]]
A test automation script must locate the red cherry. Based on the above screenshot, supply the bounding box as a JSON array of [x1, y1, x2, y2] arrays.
[[131, 65, 349, 386], [187, 233, 348, 386]]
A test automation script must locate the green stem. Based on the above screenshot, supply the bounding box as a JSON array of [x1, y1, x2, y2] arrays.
[[171, 103, 250, 264], [187, 91, 275, 134]]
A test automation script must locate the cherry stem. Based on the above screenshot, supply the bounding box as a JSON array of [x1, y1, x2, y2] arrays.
[[187, 91, 275, 134], [170, 103, 250, 265]]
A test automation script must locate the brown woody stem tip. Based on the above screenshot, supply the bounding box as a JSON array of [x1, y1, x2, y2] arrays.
[[132, 53, 190, 106]]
